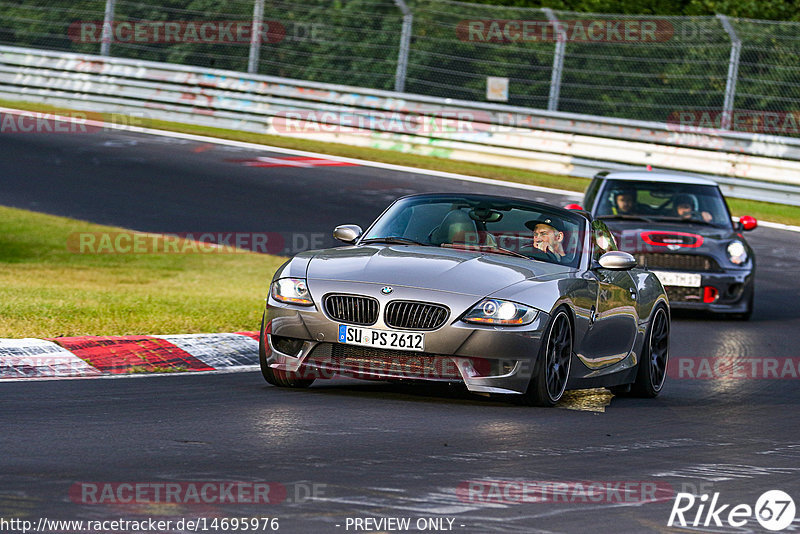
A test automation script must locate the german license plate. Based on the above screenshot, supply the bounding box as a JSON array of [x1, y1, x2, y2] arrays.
[[338, 325, 424, 352], [652, 270, 701, 287]]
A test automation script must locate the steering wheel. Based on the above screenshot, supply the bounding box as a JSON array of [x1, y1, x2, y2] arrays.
[[522, 245, 560, 262]]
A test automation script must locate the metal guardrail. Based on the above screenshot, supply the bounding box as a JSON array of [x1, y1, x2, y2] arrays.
[[2, 45, 800, 206]]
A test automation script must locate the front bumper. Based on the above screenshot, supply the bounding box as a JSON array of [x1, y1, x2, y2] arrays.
[[662, 269, 753, 313], [264, 283, 549, 394]]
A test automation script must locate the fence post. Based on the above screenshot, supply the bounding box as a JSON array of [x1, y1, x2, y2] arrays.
[[543, 8, 566, 112], [248, 0, 265, 74], [717, 14, 741, 130], [100, 0, 116, 56], [393, 0, 413, 93]]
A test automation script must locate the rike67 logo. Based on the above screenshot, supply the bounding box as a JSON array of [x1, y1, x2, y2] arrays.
[[668, 490, 796, 531]]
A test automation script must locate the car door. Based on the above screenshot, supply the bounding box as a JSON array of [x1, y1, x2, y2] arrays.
[[579, 220, 639, 368]]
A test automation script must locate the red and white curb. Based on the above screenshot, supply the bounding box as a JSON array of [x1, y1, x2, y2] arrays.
[[0, 332, 260, 380]]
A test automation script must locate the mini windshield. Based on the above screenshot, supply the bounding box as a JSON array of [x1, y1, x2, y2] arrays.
[[595, 179, 732, 228], [362, 195, 586, 268]]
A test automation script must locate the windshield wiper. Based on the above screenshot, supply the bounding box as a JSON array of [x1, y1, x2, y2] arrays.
[[481, 245, 529, 259], [444, 243, 529, 259], [596, 214, 655, 222], [360, 236, 429, 246]]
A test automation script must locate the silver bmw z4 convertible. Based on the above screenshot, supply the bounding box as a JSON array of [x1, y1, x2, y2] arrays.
[[260, 193, 670, 406]]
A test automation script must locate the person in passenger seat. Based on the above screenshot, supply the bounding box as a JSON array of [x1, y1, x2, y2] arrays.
[[673, 193, 713, 223]]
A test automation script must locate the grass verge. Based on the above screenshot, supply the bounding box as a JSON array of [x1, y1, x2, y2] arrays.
[[0, 205, 285, 338]]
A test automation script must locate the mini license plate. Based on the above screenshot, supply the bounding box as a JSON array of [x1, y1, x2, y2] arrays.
[[338, 325, 424, 352], [652, 270, 702, 287]]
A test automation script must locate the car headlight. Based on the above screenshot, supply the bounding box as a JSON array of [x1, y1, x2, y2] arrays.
[[727, 240, 748, 265], [463, 299, 538, 325], [271, 278, 314, 306]]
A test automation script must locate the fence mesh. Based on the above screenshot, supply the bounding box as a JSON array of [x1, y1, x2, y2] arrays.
[[733, 18, 800, 116], [554, 13, 732, 119], [1, 0, 799, 135], [406, 0, 555, 108]]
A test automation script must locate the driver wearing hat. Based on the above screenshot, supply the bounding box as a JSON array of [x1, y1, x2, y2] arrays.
[[525, 218, 566, 260]]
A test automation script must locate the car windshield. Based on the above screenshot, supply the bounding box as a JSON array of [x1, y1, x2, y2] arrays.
[[595, 179, 732, 228], [361, 195, 586, 268]]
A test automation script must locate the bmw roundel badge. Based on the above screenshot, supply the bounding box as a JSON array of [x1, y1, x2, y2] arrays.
[[381, 286, 393, 294]]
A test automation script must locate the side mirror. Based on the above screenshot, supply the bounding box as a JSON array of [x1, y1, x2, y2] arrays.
[[333, 224, 362, 244], [597, 251, 637, 270], [738, 215, 757, 232]]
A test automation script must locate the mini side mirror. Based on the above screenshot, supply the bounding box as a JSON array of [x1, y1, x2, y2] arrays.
[[333, 224, 362, 244], [597, 251, 637, 270], [738, 215, 757, 232]]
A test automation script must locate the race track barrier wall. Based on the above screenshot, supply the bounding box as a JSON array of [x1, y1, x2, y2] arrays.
[[2, 45, 799, 205]]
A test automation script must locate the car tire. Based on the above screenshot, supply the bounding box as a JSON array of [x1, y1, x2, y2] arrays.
[[629, 305, 669, 398], [519, 308, 573, 407], [259, 313, 315, 388]]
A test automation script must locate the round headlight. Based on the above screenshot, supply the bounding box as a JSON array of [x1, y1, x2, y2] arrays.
[[271, 278, 314, 306], [496, 301, 518, 320], [727, 240, 747, 265], [481, 300, 498, 316], [295, 280, 308, 297], [464, 299, 538, 326]]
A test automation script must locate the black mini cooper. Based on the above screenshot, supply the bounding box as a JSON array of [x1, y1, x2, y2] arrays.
[[576, 170, 757, 319]]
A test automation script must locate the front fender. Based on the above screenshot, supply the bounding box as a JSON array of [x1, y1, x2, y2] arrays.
[[490, 274, 593, 316], [630, 269, 669, 323], [271, 252, 314, 283], [489, 275, 596, 354]]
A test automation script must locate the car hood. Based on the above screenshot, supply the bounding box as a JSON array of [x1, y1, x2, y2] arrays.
[[600, 219, 737, 252], [305, 244, 572, 296]]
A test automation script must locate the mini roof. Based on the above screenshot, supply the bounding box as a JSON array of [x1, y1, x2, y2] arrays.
[[599, 170, 718, 187]]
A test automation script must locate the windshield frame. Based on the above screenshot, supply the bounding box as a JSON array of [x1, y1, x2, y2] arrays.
[[358, 193, 590, 269]]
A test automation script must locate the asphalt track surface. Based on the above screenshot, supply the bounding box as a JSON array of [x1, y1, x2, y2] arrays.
[[2, 129, 800, 533]]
